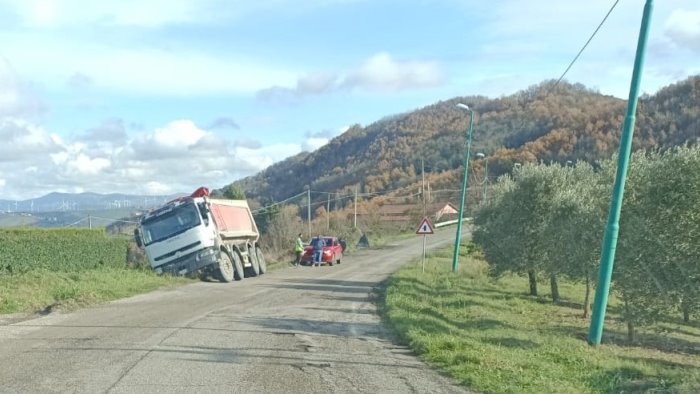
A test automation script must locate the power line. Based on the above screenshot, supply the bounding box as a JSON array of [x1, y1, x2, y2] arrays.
[[499, 0, 622, 170], [553, 0, 621, 89], [64, 217, 88, 227], [90, 216, 139, 224], [251, 191, 307, 215]]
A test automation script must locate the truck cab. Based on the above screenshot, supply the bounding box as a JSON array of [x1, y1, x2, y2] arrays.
[[134, 187, 266, 282], [137, 197, 218, 276]]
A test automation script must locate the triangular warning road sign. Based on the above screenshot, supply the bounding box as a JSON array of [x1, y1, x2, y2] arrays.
[[415, 217, 434, 235]]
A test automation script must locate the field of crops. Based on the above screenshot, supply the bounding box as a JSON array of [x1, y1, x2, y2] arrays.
[[0, 228, 129, 274]]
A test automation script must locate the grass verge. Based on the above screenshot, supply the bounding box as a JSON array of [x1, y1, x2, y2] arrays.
[[381, 244, 700, 393], [0, 267, 192, 314]]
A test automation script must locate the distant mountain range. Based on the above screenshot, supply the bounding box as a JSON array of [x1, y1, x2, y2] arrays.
[[0, 192, 184, 213]]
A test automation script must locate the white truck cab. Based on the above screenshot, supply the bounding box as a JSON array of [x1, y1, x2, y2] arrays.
[[134, 188, 266, 282]]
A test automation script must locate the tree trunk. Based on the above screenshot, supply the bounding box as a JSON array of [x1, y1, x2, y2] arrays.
[[682, 298, 691, 323], [627, 320, 635, 343], [550, 273, 560, 303], [583, 272, 591, 319], [625, 299, 635, 342], [527, 270, 538, 296]]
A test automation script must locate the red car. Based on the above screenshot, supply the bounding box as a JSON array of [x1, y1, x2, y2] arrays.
[[301, 236, 344, 266]]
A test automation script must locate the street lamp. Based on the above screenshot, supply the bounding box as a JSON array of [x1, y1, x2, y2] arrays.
[[476, 152, 488, 204], [452, 103, 475, 273]]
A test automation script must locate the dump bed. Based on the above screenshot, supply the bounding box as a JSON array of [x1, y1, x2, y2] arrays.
[[208, 199, 259, 242]]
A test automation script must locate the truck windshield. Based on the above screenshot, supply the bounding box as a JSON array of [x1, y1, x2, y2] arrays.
[[141, 203, 201, 246]]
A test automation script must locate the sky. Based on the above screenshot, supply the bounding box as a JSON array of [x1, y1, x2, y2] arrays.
[[0, 0, 699, 200]]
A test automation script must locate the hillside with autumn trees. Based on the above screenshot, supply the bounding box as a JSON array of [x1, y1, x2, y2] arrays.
[[231, 76, 700, 207]]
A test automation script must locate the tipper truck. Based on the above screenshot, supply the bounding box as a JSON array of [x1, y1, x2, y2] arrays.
[[134, 187, 266, 282]]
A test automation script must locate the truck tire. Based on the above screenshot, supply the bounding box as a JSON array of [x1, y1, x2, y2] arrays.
[[246, 245, 260, 277], [255, 246, 267, 274], [217, 251, 235, 283], [232, 249, 245, 281]]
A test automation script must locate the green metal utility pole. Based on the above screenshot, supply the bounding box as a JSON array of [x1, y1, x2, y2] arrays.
[[452, 103, 475, 272], [588, 0, 653, 346]]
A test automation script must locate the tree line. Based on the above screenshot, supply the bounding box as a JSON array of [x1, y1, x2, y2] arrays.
[[473, 146, 700, 341]]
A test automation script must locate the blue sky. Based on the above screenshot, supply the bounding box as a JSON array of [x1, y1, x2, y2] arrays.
[[0, 0, 699, 200]]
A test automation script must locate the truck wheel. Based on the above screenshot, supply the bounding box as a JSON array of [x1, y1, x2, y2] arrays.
[[255, 246, 267, 274], [232, 250, 245, 281], [217, 251, 234, 283], [247, 245, 260, 277]]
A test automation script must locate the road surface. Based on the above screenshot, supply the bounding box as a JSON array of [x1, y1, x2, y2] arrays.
[[0, 229, 471, 393]]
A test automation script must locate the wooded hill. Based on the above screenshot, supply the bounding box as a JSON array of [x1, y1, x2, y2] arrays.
[[232, 76, 700, 207]]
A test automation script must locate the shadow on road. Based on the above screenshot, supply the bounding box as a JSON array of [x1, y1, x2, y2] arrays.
[[304, 306, 375, 315], [282, 279, 377, 288], [262, 283, 372, 294], [224, 316, 387, 339]]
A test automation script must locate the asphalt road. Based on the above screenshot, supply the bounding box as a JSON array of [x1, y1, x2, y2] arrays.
[[0, 229, 471, 394]]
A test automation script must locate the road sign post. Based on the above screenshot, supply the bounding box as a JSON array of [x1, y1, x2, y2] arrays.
[[416, 217, 435, 273]]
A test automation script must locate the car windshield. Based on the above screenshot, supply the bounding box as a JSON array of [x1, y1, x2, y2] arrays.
[[310, 237, 333, 247], [141, 202, 201, 246]]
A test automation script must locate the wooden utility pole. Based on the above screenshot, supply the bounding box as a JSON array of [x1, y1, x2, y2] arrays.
[[422, 159, 426, 215], [326, 193, 330, 231], [354, 186, 358, 228]]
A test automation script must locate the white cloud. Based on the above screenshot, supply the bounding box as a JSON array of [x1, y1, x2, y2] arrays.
[[207, 117, 240, 130], [0, 59, 45, 119], [665, 8, 700, 53], [144, 181, 171, 195], [152, 120, 205, 148], [258, 52, 445, 102], [0, 113, 312, 199], [297, 72, 340, 95], [0, 61, 273, 193], [0, 118, 62, 161], [302, 137, 329, 152], [301, 127, 347, 152], [65, 153, 110, 176], [81, 118, 127, 145], [343, 52, 445, 92], [233, 143, 301, 172]]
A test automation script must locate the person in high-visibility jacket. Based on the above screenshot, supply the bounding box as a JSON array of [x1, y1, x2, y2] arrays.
[[294, 233, 304, 266]]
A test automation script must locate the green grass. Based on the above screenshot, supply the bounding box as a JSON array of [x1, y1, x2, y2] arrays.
[[0, 228, 129, 274], [381, 245, 700, 393], [0, 267, 191, 314]]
